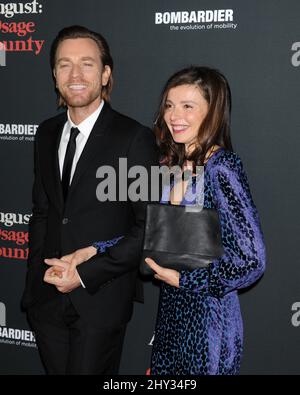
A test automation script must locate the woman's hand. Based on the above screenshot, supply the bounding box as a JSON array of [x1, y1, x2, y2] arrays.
[[61, 246, 97, 268], [145, 257, 180, 288], [45, 246, 97, 279]]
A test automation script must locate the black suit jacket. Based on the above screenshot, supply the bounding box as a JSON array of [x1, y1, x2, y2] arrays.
[[22, 102, 159, 327]]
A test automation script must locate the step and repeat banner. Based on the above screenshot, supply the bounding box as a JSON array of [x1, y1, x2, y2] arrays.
[[0, 0, 300, 374]]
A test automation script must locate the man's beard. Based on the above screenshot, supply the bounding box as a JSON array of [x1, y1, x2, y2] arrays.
[[60, 91, 100, 108], [58, 81, 101, 108]]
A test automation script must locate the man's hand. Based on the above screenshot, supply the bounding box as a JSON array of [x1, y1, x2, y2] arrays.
[[44, 258, 68, 281], [44, 258, 81, 293], [43, 246, 97, 293], [145, 257, 180, 288]]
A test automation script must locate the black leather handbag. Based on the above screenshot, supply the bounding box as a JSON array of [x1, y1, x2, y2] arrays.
[[140, 203, 224, 275]]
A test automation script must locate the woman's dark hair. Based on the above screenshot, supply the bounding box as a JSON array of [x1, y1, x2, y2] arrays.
[[50, 25, 114, 106], [155, 66, 233, 168]]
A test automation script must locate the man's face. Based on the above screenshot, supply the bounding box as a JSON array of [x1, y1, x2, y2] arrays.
[[54, 38, 110, 111]]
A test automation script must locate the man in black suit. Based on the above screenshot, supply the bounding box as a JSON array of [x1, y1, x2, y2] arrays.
[[22, 25, 158, 375]]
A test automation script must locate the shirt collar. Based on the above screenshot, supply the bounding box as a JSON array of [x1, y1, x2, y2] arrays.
[[66, 100, 104, 138]]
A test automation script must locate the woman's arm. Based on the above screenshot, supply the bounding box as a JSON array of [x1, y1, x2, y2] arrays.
[[180, 153, 266, 297]]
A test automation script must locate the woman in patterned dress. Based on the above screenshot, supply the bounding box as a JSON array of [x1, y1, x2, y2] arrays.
[[145, 66, 266, 375]]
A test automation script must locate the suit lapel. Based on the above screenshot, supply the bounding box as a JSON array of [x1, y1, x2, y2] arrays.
[[67, 102, 114, 198]]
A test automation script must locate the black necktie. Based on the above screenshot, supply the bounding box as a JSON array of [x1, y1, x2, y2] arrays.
[[61, 127, 80, 200]]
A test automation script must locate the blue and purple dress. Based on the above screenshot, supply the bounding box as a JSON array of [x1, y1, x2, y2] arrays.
[[150, 149, 266, 375]]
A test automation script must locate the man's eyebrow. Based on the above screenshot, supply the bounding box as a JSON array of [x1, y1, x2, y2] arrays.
[[56, 57, 71, 63], [56, 56, 96, 63], [81, 56, 96, 61]]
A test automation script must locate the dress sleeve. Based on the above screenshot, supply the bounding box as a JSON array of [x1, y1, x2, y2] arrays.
[[179, 155, 266, 298]]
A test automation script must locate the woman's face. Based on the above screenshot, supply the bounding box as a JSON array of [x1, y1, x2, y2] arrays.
[[164, 84, 209, 153]]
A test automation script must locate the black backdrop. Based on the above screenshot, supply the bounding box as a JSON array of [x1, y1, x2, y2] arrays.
[[0, 0, 300, 374]]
